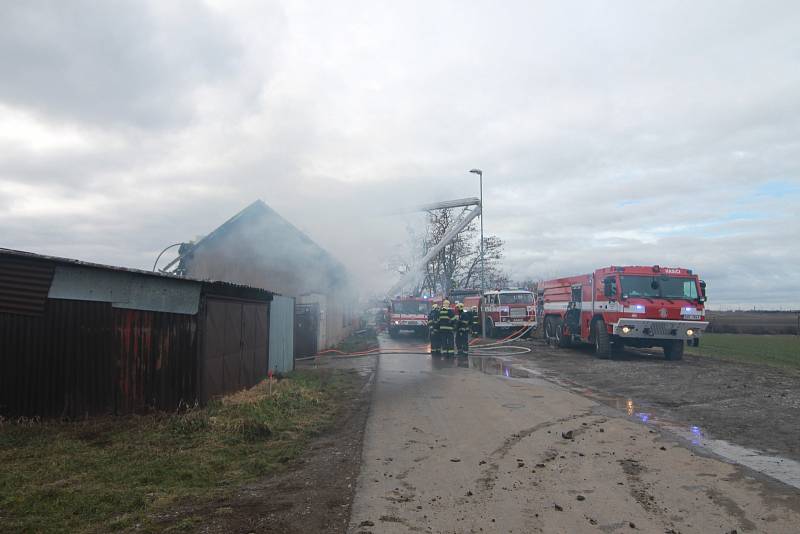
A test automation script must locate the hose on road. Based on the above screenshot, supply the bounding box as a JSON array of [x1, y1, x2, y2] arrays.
[[297, 324, 536, 361]]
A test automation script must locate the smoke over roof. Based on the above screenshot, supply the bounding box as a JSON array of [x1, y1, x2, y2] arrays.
[[178, 200, 348, 297]]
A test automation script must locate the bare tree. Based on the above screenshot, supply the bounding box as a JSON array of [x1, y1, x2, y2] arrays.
[[417, 207, 508, 296]]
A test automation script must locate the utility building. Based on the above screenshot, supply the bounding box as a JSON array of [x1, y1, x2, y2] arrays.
[[0, 248, 275, 418], [173, 200, 356, 356]]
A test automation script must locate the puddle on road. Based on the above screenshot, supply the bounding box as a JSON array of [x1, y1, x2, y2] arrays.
[[469, 354, 800, 491], [666, 424, 800, 490]]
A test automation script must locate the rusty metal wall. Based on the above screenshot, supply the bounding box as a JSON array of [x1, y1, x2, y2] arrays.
[[0, 300, 198, 417], [114, 308, 197, 414]]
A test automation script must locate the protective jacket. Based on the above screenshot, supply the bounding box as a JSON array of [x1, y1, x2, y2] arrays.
[[458, 310, 472, 332], [428, 309, 439, 331], [437, 307, 454, 331]]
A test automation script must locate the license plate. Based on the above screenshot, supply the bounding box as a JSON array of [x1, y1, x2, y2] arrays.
[[683, 315, 702, 320]]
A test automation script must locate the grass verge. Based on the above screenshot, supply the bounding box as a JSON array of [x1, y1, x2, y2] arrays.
[[328, 327, 379, 354], [0, 369, 360, 533], [686, 333, 800, 370]]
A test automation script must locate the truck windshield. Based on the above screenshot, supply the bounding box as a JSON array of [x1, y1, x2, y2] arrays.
[[393, 300, 431, 314], [498, 293, 534, 305], [620, 276, 698, 300]]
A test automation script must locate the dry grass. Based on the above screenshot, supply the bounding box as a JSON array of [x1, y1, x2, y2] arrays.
[[0, 369, 360, 533]]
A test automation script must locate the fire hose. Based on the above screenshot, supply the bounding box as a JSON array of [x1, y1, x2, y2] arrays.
[[295, 324, 535, 361]]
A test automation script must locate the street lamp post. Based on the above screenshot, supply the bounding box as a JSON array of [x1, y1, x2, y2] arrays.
[[469, 168, 485, 338]]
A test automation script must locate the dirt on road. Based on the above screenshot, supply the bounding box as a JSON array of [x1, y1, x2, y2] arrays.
[[505, 338, 800, 462]]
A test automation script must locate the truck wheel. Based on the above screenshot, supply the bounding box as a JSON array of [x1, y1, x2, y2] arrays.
[[485, 318, 496, 338], [389, 327, 398, 339], [552, 318, 567, 348], [543, 317, 553, 345], [664, 340, 684, 361], [594, 319, 611, 359]]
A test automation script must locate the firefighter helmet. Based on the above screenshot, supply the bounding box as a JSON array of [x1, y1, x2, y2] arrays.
[[456, 302, 464, 310], [443, 300, 451, 308], [432, 303, 440, 310]]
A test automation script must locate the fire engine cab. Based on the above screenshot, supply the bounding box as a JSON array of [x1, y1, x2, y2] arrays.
[[388, 296, 432, 338], [538, 265, 709, 360], [481, 289, 537, 338]]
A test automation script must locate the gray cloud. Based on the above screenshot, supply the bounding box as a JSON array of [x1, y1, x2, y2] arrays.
[[0, 0, 241, 128], [1, 0, 799, 308]]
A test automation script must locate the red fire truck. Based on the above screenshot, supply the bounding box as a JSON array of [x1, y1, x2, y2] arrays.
[[481, 289, 537, 338], [387, 297, 432, 338], [537, 265, 708, 360]]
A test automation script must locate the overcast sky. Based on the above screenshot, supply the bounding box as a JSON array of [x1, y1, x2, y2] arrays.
[[1, 0, 798, 308]]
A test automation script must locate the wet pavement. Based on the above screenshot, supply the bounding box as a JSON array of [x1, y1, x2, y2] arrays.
[[476, 337, 800, 488], [347, 334, 800, 533], [470, 351, 800, 491]]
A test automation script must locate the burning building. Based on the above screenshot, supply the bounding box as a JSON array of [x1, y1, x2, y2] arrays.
[[173, 200, 356, 355]]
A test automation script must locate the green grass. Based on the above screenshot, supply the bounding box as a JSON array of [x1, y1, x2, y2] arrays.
[[0, 369, 359, 533], [686, 333, 800, 369]]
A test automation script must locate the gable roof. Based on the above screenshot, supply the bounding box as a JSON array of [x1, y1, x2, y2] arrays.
[[167, 200, 341, 269], [170, 200, 347, 288]]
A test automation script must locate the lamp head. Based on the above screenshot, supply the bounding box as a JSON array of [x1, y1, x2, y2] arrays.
[[469, 168, 482, 176]]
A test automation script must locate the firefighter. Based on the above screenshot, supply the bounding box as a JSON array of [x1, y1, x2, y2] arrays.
[[438, 300, 455, 357], [455, 303, 471, 357], [471, 306, 481, 336], [428, 303, 441, 355]]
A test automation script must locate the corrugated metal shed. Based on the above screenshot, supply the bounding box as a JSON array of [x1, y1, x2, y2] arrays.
[[0, 248, 276, 418]]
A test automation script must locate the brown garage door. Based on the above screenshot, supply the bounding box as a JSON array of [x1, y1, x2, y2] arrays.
[[201, 298, 269, 402]]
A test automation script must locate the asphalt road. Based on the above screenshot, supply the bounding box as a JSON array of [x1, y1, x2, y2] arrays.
[[348, 334, 800, 533]]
